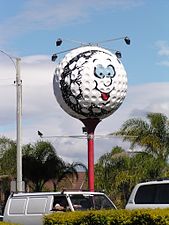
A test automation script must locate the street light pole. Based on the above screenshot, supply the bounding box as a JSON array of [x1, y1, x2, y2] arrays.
[[0, 50, 23, 192], [16, 57, 23, 192]]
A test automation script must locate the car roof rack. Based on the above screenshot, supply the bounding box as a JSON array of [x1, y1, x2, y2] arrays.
[[61, 189, 89, 194]]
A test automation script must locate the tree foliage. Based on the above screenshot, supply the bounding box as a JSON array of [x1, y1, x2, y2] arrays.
[[22, 140, 87, 191], [1, 112, 169, 208], [0, 138, 86, 192], [95, 146, 166, 208], [95, 112, 169, 208], [0, 137, 16, 176], [115, 112, 169, 161], [95, 146, 133, 208]]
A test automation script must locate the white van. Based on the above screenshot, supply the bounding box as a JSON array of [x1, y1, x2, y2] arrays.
[[3, 191, 116, 225], [125, 180, 169, 209]]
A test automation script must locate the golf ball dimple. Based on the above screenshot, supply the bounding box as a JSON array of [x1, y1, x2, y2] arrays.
[[53, 45, 128, 120]]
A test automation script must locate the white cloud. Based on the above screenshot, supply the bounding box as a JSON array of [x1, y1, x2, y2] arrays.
[[0, 0, 143, 46], [155, 41, 169, 67], [158, 60, 169, 67], [156, 41, 169, 57], [1, 54, 169, 164]]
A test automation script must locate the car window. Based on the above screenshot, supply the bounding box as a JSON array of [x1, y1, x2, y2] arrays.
[[53, 195, 68, 211], [69, 194, 115, 210], [94, 195, 114, 209], [155, 184, 169, 204], [135, 185, 156, 204], [135, 183, 169, 204], [9, 198, 26, 214], [69, 194, 93, 210], [27, 197, 47, 214]]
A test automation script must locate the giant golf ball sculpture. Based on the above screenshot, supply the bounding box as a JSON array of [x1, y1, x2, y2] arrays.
[[53, 45, 128, 191], [53, 46, 127, 119]]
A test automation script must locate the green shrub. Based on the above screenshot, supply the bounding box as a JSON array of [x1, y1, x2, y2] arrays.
[[44, 209, 169, 225]]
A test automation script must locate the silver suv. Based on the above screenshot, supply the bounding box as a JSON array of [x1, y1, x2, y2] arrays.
[[125, 180, 169, 209], [3, 191, 116, 225]]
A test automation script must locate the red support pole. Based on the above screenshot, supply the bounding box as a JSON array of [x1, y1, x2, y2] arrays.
[[87, 132, 94, 191], [81, 118, 100, 192]]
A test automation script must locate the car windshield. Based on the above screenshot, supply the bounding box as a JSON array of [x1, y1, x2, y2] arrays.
[[69, 194, 115, 211]]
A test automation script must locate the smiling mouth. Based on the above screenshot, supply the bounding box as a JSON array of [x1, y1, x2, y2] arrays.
[[101, 92, 110, 101]]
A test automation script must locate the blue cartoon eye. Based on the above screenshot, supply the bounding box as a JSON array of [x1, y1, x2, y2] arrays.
[[106, 65, 115, 78], [94, 64, 105, 78]]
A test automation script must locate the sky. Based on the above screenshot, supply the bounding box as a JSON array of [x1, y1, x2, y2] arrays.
[[0, 0, 169, 165]]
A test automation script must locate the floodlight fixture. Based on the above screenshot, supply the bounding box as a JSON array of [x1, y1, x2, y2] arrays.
[[51, 53, 58, 62], [124, 36, 130, 45], [115, 51, 122, 58], [56, 38, 63, 46]]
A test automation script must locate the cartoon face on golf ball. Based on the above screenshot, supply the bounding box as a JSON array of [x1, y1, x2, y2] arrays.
[[53, 46, 127, 120]]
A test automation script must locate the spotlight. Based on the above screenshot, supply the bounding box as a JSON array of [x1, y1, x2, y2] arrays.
[[51, 54, 58, 62], [115, 51, 122, 58], [124, 36, 130, 45], [56, 38, 62, 46]]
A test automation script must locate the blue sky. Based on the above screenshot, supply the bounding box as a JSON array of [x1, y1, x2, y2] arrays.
[[1, 0, 169, 85], [0, 0, 169, 163]]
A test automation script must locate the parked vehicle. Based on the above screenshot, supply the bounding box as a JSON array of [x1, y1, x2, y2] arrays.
[[125, 179, 169, 209], [3, 191, 116, 225]]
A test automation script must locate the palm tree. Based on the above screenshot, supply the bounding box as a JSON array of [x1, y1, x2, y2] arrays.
[[115, 112, 169, 162], [22, 140, 87, 191], [51, 162, 87, 191], [94, 146, 133, 208], [94, 145, 166, 208]]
